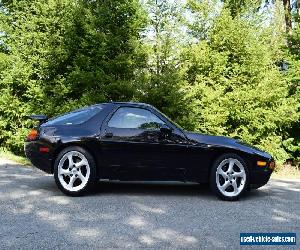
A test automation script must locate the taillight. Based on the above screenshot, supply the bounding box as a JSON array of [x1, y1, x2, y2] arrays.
[[27, 129, 38, 141]]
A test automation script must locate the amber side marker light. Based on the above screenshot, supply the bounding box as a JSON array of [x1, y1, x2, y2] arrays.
[[257, 161, 267, 167], [27, 129, 38, 141]]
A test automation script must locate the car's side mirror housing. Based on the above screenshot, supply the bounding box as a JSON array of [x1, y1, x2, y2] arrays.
[[160, 124, 173, 134]]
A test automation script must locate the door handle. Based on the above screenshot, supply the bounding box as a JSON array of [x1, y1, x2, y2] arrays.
[[104, 132, 113, 138]]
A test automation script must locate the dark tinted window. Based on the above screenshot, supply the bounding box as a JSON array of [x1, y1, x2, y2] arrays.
[[108, 107, 165, 129], [45, 105, 103, 126]]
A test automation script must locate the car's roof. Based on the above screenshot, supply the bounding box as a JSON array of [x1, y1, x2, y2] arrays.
[[100, 102, 153, 108]]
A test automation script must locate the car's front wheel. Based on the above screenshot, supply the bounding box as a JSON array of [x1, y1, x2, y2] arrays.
[[210, 153, 249, 201], [54, 146, 97, 196]]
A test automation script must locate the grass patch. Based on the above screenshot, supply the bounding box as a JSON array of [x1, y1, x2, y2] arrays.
[[272, 164, 300, 180], [0, 149, 30, 166]]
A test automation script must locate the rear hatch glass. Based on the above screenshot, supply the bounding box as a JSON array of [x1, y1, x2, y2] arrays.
[[44, 105, 104, 126]]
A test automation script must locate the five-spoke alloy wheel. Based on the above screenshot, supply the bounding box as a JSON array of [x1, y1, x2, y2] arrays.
[[54, 146, 96, 196], [210, 153, 249, 201]]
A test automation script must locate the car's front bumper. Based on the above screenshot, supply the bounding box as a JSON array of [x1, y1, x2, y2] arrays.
[[250, 168, 273, 189]]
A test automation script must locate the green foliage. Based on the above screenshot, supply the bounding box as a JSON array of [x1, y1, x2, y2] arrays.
[[283, 25, 300, 161], [0, 0, 146, 154], [222, 0, 261, 18], [180, 6, 299, 163], [136, 0, 187, 120]]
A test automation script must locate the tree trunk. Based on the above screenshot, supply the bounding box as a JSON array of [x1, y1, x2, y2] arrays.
[[283, 0, 292, 33], [297, 0, 300, 20]]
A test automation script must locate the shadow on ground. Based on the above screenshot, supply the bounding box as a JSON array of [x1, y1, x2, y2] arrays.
[[0, 161, 299, 249]]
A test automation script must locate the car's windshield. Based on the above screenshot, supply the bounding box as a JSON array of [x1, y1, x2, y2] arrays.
[[45, 105, 104, 126]]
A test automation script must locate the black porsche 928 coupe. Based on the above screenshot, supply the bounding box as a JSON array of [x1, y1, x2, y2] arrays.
[[25, 102, 275, 200]]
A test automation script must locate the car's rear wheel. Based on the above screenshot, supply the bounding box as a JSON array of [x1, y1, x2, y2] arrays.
[[210, 153, 249, 201], [54, 146, 97, 196]]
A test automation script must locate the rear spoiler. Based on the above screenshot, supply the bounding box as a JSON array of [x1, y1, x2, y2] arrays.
[[27, 115, 48, 125]]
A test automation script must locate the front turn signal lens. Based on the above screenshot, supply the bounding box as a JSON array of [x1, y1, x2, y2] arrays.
[[257, 161, 267, 167], [27, 129, 38, 141]]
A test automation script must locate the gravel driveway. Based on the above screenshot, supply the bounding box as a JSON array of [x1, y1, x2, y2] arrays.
[[0, 158, 299, 249]]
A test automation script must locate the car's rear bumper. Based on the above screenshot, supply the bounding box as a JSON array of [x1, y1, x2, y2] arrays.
[[24, 141, 53, 174]]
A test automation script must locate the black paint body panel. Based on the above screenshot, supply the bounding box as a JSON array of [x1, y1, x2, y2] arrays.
[[25, 102, 273, 186]]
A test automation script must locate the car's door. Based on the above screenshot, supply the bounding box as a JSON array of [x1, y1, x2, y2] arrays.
[[99, 106, 189, 180]]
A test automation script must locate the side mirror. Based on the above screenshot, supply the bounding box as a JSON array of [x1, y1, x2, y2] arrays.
[[160, 124, 173, 134]]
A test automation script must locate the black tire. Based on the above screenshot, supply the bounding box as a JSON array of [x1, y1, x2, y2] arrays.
[[54, 146, 97, 196], [210, 153, 249, 201]]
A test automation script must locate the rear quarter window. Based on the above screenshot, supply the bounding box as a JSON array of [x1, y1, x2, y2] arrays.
[[45, 105, 103, 126]]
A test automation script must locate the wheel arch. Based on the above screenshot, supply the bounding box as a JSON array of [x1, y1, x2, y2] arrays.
[[209, 147, 252, 178], [51, 143, 100, 177], [209, 150, 251, 200]]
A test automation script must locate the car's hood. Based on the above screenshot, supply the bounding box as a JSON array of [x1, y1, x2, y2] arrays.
[[184, 131, 272, 159], [185, 131, 237, 146]]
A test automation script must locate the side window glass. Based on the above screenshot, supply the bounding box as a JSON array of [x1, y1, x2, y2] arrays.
[[108, 107, 165, 129]]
